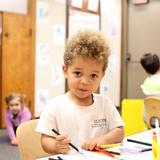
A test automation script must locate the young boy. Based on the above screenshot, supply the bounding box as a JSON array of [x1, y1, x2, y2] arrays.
[[140, 53, 160, 96], [36, 30, 124, 154], [140, 53, 160, 125]]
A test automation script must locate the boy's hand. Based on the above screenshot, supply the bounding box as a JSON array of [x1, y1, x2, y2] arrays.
[[54, 135, 71, 154], [81, 137, 104, 151]]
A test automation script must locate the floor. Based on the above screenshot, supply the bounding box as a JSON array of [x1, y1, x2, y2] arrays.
[[0, 129, 19, 160]]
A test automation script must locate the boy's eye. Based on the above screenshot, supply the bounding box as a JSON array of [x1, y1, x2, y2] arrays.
[[91, 74, 98, 79], [73, 71, 81, 77]]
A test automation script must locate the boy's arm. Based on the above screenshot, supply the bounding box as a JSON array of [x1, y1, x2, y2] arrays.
[[41, 134, 71, 154], [100, 126, 124, 144], [82, 126, 124, 151]]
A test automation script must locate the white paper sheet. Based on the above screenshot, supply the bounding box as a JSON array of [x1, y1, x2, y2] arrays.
[[37, 149, 115, 160]]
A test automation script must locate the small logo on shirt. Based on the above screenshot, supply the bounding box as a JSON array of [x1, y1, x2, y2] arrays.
[[91, 118, 107, 128]]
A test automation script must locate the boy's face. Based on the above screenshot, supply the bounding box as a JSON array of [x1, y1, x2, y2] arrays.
[[8, 98, 22, 115], [63, 56, 104, 102]]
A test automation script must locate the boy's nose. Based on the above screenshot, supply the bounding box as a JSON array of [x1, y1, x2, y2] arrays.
[[80, 76, 90, 85]]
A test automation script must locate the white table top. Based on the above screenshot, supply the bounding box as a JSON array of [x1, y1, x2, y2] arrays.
[[126, 129, 152, 143], [37, 130, 153, 160]]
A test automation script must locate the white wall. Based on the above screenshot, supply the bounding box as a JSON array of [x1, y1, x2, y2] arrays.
[[35, 0, 66, 116], [100, 0, 121, 106], [0, 0, 27, 14], [34, 0, 122, 116]]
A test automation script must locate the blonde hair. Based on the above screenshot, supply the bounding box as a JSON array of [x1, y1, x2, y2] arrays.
[[64, 30, 110, 72], [5, 93, 24, 106]]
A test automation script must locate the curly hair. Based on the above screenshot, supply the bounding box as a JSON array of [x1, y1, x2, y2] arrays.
[[64, 30, 110, 72], [140, 53, 160, 74]]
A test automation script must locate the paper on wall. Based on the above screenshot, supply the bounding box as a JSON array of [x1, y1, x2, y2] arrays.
[[37, 1, 49, 23], [51, 64, 63, 86], [87, 0, 99, 12], [71, 0, 83, 8], [36, 89, 49, 116], [53, 24, 65, 45], [36, 42, 49, 66]]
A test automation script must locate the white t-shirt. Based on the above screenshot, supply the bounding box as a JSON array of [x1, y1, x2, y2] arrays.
[[36, 93, 124, 147], [141, 74, 160, 96]]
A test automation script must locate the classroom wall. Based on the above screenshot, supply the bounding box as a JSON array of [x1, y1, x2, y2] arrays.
[[0, 0, 122, 119], [34, 0, 122, 115], [100, 0, 122, 107], [35, 0, 66, 116], [1, 0, 160, 116]]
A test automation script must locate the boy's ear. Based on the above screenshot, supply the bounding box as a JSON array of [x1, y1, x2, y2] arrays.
[[62, 65, 68, 77]]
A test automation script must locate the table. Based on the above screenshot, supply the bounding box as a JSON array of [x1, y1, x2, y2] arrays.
[[37, 130, 153, 160]]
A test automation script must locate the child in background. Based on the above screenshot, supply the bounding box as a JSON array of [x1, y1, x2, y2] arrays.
[[36, 30, 124, 154], [140, 53, 160, 96], [5, 93, 32, 146], [140, 53, 160, 126]]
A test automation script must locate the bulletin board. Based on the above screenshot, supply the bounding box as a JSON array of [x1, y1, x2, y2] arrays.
[[35, 0, 66, 116], [67, 0, 100, 37]]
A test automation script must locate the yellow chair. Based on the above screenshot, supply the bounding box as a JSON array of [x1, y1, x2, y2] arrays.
[[16, 119, 49, 160], [144, 96, 160, 129], [121, 99, 147, 136]]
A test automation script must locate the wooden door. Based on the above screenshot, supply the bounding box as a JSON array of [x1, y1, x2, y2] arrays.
[[0, 0, 35, 128]]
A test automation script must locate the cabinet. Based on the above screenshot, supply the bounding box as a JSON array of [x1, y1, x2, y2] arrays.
[[0, 0, 35, 128]]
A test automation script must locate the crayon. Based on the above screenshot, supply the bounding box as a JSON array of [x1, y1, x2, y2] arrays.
[[94, 146, 115, 158], [100, 143, 121, 149]]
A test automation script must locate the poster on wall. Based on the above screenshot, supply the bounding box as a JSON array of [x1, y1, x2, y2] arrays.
[[87, 0, 99, 12], [108, 16, 118, 36], [53, 24, 65, 45], [36, 42, 49, 66], [36, 89, 49, 116], [37, 1, 49, 23], [51, 64, 63, 86], [71, 0, 83, 8], [68, 9, 99, 37]]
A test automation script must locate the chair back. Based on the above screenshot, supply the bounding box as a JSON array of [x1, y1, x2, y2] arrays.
[[16, 119, 49, 160], [144, 96, 160, 129], [121, 99, 147, 136]]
